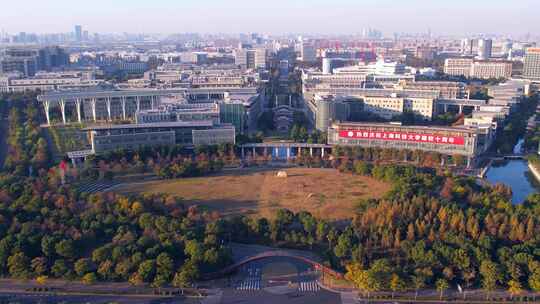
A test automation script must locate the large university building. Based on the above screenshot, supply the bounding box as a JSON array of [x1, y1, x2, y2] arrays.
[[86, 121, 235, 154], [0, 71, 102, 93], [327, 122, 494, 161]]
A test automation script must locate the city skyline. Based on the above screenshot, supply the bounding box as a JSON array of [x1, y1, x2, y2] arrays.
[[1, 0, 539, 36]]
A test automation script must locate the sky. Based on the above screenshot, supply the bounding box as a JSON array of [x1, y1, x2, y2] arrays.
[[1, 0, 538, 36]]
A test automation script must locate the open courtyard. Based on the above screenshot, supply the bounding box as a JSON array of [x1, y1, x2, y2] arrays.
[[116, 167, 390, 220]]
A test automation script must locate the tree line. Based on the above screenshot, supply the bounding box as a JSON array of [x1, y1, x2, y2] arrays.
[[1, 92, 540, 299]]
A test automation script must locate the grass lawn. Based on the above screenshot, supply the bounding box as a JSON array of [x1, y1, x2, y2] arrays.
[[116, 167, 390, 220]]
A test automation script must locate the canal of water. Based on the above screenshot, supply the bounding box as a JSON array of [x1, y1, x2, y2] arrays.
[[485, 139, 540, 204]]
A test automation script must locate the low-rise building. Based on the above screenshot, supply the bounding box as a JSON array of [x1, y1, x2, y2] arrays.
[[443, 58, 473, 77]]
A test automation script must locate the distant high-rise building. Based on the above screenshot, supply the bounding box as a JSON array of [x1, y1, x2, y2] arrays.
[[362, 28, 383, 39], [460, 38, 474, 55], [523, 48, 540, 82], [501, 40, 513, 58], [74, 25, 82, 42], [300, 42, 317, 62], [234, 48, 267, 69], [477, 38, 493, 60], [322, 58, 333, 75]]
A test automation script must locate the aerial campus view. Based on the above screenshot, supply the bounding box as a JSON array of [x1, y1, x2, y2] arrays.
[[1, 1, 540, 303]]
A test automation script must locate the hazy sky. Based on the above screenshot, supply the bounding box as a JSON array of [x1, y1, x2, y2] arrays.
[[1, 0, 538, 36]]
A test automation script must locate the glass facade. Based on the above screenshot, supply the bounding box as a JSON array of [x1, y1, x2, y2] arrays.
[[219, 103, 246, 134]]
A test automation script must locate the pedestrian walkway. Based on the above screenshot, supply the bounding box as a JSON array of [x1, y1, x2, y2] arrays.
[[298, 280, 320, 292], [235, 267, 262, 291]]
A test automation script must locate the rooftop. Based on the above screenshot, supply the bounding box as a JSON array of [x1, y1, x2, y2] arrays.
[[84, 120, 216, 131]]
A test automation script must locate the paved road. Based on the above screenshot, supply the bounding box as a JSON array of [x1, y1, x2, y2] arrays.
[[0, 292, 197, 304], [220, 289, 341, 304], [219, 257, 342, 304]]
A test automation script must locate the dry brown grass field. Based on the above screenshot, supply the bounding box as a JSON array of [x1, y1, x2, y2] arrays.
[[116, 167, 390, 220]]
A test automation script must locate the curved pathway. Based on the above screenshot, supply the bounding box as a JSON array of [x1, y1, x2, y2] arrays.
[[205, 249, 343, 279]]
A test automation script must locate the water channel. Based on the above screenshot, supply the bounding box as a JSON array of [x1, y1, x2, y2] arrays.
[[485, 139, 540, 204]]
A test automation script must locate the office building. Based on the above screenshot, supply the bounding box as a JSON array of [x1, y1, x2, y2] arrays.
[[180, 52, 208, 64], [444, 58, 474, 77], [219, 102, 247, 134], [234, 48, 267, 69], [523, 48, 540, 82], [0, 48, 41, 77], [314, 95, 351, 131], [361, 95, 434, 120], [0, 57, 38, 77], [477, 39, 493, 60], [307, 89, 438, 131], [38, 46, 69, 71]]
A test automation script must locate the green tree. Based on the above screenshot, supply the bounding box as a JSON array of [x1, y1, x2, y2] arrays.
[[31, 257, 48, 276], [74, 258, 94, 277], [173, 261, 199, 288], [55, 239, 75, 259], [412, 275, 426, 300], [353, 160, 371, 176], [436, 278, 449, 300], [156, 253, 174, 281], [82, 272, 98, 285], [508, 280, 523, 300], [137, 260, 156, 283], [41, 236, 56, 257], [97, 260, 114, 280], [7, 252, 30, 279], [480, 260, 502, 300], [184, 240, 203, 262], [51, 260, 69, 278], [345, 263, 376, 298], [529, 270, 540, 292], [389, 273, 405, 299]]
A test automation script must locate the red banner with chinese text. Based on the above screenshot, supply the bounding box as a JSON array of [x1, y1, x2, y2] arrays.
[[338, 130, 465, 145]]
